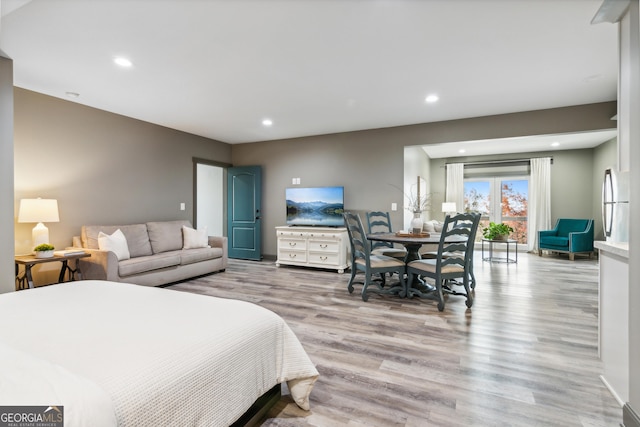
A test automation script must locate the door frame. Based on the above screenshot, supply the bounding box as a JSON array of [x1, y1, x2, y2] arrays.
[[192, 157, 231, 236]]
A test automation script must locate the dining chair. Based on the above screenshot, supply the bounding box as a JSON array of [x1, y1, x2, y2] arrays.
[[343, 212, 407, 301], [419, 215, 479, 289], [365, 211, 407, 260], [406, 212, 480, 311]]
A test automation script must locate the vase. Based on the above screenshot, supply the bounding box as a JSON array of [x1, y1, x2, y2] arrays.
[[410, 212, 423, 234], [35, 250, 54, 258]]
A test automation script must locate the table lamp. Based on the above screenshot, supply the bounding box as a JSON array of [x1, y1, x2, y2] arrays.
[[442, 202, 457, 216], [18, 198, 60, 248]]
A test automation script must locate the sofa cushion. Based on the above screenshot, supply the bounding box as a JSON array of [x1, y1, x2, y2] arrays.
[[83, 224, 153, 258], [180, 247, 224, 266], [98, 229, 130, 261], [147, 220, 192, 254], [118, 252, 181, 277], [539, 235, 569, 248], [182, 226, 209, 249]]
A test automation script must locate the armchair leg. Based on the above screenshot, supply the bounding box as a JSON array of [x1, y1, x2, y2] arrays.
[[569, 253, 575, 261], [538, 249, 542, 256]]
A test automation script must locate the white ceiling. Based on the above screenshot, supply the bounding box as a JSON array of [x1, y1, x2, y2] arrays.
[[1, 0, 618, 155]]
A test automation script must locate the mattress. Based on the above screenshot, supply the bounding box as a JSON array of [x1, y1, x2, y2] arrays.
[[0, 280, 318, 426]]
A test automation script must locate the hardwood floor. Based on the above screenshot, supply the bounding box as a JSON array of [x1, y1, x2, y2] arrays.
[[170, 252, 622, 426]]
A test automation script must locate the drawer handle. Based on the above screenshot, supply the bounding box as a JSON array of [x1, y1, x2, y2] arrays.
[[289, 253, 297, 258], [289, 242, 296, 247], [320, 244, 328, 249], [320, 256, 327, 261]]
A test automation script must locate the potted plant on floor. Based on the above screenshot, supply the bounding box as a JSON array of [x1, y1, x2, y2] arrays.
[[34, 243, 55, 258], [482, 222, 514, 241]]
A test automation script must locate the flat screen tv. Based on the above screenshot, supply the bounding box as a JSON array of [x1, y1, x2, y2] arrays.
[[286, 186, 345, 227]]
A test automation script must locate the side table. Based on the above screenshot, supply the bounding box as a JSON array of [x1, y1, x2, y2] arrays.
[[15, 252, 91, 290], [481, 238, 518, 263]]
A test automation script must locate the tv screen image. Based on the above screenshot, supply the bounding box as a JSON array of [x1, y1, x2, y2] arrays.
[[286, 186, 345, 227]]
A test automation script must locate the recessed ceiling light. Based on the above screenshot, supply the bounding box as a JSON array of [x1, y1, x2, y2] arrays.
[[262, 119, 273, 126], [425, 94, 439, 103], [114, 57, 133, 67], [65, 91, 79, 98], [551, 142, 560, 147], [458, 149, 466, 153]]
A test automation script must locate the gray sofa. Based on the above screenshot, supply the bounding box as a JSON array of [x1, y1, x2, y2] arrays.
[[72, 220, 228, 287]]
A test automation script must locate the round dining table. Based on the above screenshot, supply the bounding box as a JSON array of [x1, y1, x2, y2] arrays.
[[366, 232, 442, 263], [366, 232, 468, 295]]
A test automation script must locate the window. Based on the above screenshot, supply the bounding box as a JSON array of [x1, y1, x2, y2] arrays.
[[464, 177, 529, 244]]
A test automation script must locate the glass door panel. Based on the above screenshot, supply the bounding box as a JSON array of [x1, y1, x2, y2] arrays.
[[464, 177, 528, 244]]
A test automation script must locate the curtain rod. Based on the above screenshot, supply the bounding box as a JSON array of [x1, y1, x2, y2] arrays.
[[444, 157, 553, 167]]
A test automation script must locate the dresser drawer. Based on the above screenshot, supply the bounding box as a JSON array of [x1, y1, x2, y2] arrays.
[[308, 240, 340, 253], [308, 252, 340, 265], [278, 249, 308, 263], [279, 238, 307, 251]]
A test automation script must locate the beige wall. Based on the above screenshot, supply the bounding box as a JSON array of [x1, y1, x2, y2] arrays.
[[13, 88, 231, 284], [1, 54, 14, 294], [232, 102, 616, 257]]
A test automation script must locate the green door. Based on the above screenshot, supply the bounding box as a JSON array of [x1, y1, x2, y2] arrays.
[[227, 166, 262, 260]]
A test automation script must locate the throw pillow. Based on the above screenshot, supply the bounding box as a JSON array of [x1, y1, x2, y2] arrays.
[[423, 221, 436, 233], [98, 229, 131, 261], [182, 226, 209, 249]]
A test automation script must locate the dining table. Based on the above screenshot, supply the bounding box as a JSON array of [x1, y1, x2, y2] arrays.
[[366, 232, 467, 296]]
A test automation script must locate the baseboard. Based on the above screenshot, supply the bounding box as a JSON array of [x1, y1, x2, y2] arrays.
[[623, 403, 640, 427]]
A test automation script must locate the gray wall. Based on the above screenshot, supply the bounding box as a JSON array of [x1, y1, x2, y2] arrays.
[[232, 102, 617, 257], [12, 89, 617, 264], [592, 137, 618, 240], [13, 88, 231, 283], [0, 54, 14, 294]]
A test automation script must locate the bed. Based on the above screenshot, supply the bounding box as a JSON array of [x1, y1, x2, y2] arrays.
[[0, 280, 318, 426]]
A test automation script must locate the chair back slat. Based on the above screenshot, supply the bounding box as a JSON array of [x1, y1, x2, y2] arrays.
[[366, 211, 394, 251], [436, 212, 480, 274], [344, 212, 370, 265]]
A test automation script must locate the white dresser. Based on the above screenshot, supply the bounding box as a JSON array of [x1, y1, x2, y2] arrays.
[[275, 226, 349, 273]]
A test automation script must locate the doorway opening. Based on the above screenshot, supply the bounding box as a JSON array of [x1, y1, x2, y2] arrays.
[[193, 158, 229, 237]]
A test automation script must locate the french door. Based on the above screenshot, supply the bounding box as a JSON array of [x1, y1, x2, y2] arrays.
[[464, 177, 529, 243]]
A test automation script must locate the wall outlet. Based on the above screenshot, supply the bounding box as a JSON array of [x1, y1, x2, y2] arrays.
[[391, 202, 397, 211], [180, 202, 185, 211]]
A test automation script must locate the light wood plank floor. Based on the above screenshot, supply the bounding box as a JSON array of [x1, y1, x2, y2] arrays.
[[170, 252, 622, 426]]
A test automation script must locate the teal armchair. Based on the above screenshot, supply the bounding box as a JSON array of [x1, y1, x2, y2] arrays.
[[538, 218, 594, 260]]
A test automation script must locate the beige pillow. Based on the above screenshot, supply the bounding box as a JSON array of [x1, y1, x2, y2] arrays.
[[98, 229, 130, 261], [423, 221, 436, 233], [182, 226, 209, 249]]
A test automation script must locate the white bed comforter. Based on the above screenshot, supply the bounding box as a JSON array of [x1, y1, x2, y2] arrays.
[[0, 280, 318, 426]]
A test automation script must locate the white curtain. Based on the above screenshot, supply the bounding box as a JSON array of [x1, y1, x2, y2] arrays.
[[445, 163, 464, 214], [528, 157, 551, 252]]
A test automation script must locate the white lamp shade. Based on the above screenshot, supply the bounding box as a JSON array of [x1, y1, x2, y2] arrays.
[[442, 202, 457, 213], [18, 198, 60, 223]]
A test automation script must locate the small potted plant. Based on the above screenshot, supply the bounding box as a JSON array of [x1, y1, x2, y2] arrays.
[[34, 243, 55, 258], [482, 222, 514, 241]]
